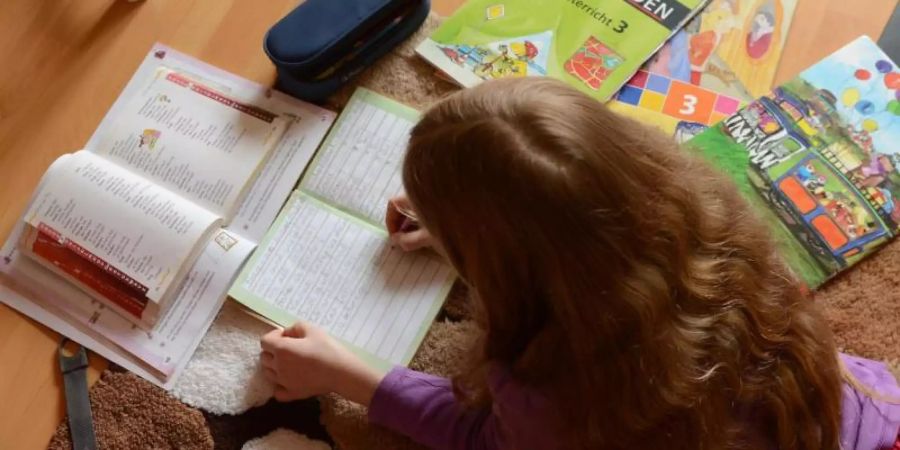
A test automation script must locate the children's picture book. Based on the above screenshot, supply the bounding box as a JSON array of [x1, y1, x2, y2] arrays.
[[640, 0, 798, 100], [0, 44, 337, 388], [416, 0, 709, 102], [230, 88, 456, 370], [686, 36, 900, 288], [713, 0, 797, 97]]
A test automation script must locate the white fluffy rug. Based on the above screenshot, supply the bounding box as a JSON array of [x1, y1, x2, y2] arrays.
[[242, 428, 332, 450], [172, 300, 276, 414]]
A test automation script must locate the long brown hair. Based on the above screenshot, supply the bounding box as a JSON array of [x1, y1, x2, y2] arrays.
[[402, 78, 843, 449]]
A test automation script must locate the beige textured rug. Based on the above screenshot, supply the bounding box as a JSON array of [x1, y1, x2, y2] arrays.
[[49, 13, 899, 450]]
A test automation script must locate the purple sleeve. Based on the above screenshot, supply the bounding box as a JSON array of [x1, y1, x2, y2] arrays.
[[839, 353, 900, 450], [368, 367, 506, 450]]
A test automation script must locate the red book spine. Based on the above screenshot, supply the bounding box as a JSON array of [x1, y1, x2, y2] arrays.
[[31, 223, 149, 318]]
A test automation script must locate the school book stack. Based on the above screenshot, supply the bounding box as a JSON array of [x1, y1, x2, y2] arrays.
[[0, 45, 454, 387], [417, 0, 802, 144], [686, 36, 900, 288], [416, 0, 711, 102]]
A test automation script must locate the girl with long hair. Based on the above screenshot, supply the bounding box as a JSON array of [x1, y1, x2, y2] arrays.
[[261, 78, 900, 449]]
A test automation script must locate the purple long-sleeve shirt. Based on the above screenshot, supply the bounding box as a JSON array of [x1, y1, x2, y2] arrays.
[[368, 353, 900, 450]]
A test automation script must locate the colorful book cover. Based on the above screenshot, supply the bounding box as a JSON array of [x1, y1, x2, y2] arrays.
[[609, 68, 745, 140], [637, 0, 798, 100], [417, 0, 709, 102], [686, 36, 900, 288]]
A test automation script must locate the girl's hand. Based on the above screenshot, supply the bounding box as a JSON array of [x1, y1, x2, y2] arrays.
[[260, 321, 385, 406], [386, 195, 435, 252]]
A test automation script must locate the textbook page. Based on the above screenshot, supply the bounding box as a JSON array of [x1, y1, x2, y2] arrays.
[[86, 44, 336, 244], [230, 192, 454, 368], [89, 67, 289, 220], [22, 151, 220, 304], [227, 108, 336, 242], [299, 88, 418, 226]]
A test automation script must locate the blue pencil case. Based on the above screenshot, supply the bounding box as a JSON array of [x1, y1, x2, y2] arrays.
[[264, 0, 430, 102]]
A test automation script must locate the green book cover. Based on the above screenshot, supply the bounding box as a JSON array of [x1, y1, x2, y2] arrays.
[[686, 36, 900, 288], [417, 0, 709, 102]]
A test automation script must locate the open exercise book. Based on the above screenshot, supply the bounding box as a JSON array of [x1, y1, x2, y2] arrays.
[[0, 44, 337, 388], [229, 89, 456, 371], [687, 37, 900, 288]]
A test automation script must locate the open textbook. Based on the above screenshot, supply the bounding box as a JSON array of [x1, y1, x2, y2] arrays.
[[686, 37, 900, 288], [17, 68, 290, 330], [0, 44, 336, 387], [230, 89, 456, 370]]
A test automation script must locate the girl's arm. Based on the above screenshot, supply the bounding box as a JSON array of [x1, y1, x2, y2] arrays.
[[368, 367, 505, 450], [260, 323, 507, 450]]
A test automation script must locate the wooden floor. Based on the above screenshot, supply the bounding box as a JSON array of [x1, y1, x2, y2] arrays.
[[0, 0, 893, 448]]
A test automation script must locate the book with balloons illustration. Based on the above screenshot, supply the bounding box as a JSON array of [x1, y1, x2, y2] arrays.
[[686, 36, 900, 288], [416, 0, 710, 102]]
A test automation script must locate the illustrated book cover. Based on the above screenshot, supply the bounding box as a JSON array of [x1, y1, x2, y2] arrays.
[[687, 36, 900, 288], [416, 0, 709, 102]]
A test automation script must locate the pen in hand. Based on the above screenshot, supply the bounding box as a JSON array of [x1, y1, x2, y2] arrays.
[[386, 197, 436, 252], [395, 204, 420, 233]]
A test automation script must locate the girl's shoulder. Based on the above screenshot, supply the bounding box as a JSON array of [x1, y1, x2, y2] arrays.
[[839, 353, 900, 450]]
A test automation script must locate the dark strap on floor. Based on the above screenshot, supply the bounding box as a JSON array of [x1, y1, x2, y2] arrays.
[[59, 339, 98, 450]]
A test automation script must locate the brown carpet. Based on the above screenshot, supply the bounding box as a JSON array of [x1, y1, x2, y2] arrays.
[[48, 371, 213, 450], [48, 12, 899, 450]]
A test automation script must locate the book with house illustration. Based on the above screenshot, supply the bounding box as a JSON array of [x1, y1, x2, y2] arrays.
[[416, 0, 709, 102], [639, 0, 798, 100], [686, 36, 900, 288]]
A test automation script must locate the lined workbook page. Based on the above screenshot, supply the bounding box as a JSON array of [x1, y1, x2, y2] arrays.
[[299, 88, 418, 226], [230, 192, 453, 366]]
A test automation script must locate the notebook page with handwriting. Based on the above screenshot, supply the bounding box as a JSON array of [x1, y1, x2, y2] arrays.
[[299, 88, 416, 226], [230, 89, 455, 368]]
